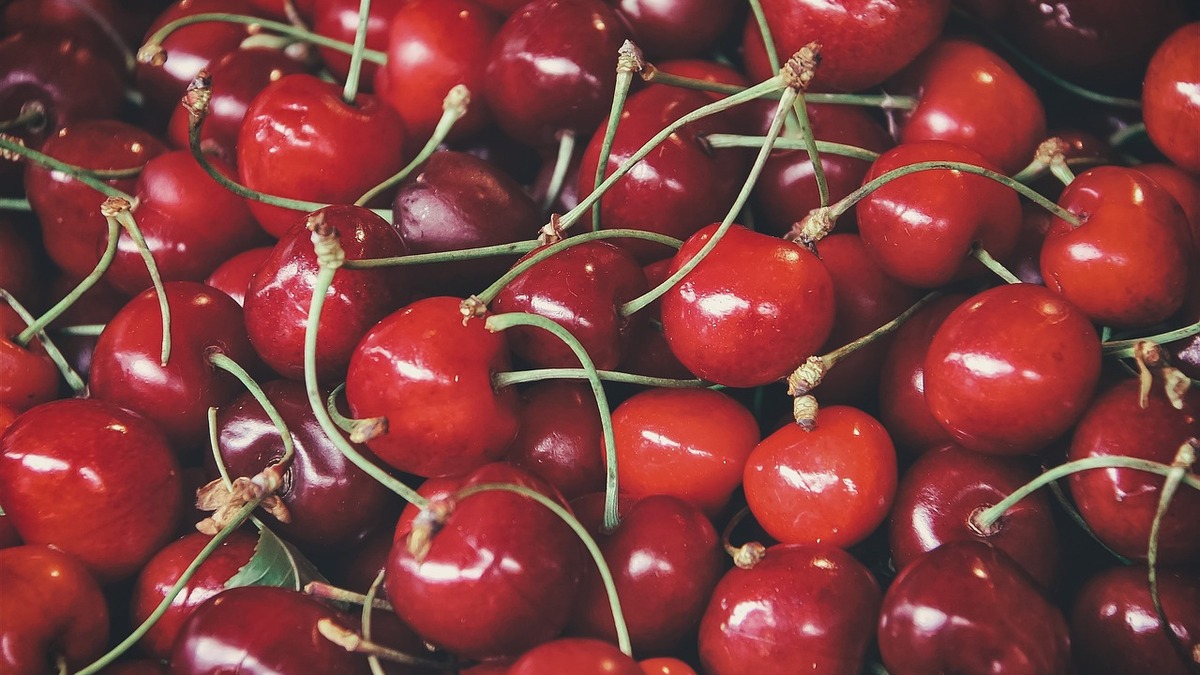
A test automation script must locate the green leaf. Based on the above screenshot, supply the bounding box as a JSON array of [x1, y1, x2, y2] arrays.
[[224, 521, 327, 591]]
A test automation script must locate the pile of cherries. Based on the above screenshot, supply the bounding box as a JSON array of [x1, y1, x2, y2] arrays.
[[1, 0, 1199, 673]]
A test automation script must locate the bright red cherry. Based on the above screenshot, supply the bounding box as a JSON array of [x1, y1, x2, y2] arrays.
[[204, 246, 272, 307], [0, 303, 59, 413], [1142, 22, 1200, 172], [507, 638, 642, 675]]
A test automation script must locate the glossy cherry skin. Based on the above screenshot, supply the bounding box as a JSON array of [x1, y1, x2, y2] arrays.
[[569, 493, 723, 654], [609, 387, 759, 517], [345, 296, 520, 478], [311, 0, 407, 89], [578, 85, 753, 263], [0, 398, 183, 582], [508, 638, 642, 675], [607, 0, 737, 59], [1070, 565, 1200, 675], [244, 205, 409, 383], [888, 39, 1046, 176], [391, 150, 542, 297], [742, 0, 951, 92], [1135, 162, 1200, 250], [492, 240, 649, 370], [889, 443, 1060, 589], [638, 658, 697, 675], [216, 380, 400, 552], [699, 544, 881, 675], [130, 528, 258, 660], [89, 281, 260, 451], [0, 304, 59, 413], [1041, 165, 1193, 329], [508, 380, 605, 500], [376, 0, 500, 143], [660, 223, 836, 388], [1144, 23, 1200, 172], [0, 545, 109, 675], [203, 246, 272, 307], [386, 462, 584, 661], [237, 73, 407, 237], [924, 283, 1101, 456], [1067, 374, 1200, 564], [483, 0, 629, 148], [855, 140, 1022, 288], [745, 406, 897, 548], [169, 586, 373, 674], [877, 541, 1071, 675]]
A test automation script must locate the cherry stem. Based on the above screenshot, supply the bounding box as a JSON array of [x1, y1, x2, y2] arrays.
[[137, 13, 388, 67], [52, 324, 106, 337], [0, 197, 31, 211], [15, 216, 120, 347], [1147, 439, 1198, 667], [1012, 137, 1080, 186], [304, 221, 428, 508], [639, 65, 917, 109], [720, 506, 766, 570], [317, 618, 456, 669], [483, 312, 620, 531], [208, 406, 234, 488], [620, 74, 802, 319], [324, 384, 355, 433], [355, 84, 471, 206], [556, 75, 788, 236], [110, 207, 172, 365], [0, 290, 86, 396], [591, 40, 643, 231], [361, 569, 386, 675], [972, 455, 1200, 533], [1108, 122, 1148, 150], [454, 481, 632, 657], [971, 245, 1023, 284], [0, 133, 134, 201], [0, 103, 45, 132], [208, 351, 296, 466], [1102, 321, 1200, 357], [745, 0, 781, 76], [341, 0, 373, 104], [468, 228, 682, 308], [789, 92, 829, 207], [493, 367, 705, 389], [304, 581, 395, 611], [542, 129, 576, 216], [704, 134, 880, 161], [344, 240, 539, 269], [74, 502, 259, 675]]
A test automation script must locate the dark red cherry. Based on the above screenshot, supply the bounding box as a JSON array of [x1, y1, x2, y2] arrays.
[[660, 223, 836, 388], [0, 217, 40, 305], [1071, 564, 1200, 675], [483, 0, 629, 148], [385, 462, 584, 661], [0, 545, 109, 675], [45, 276, 129, 382], [1067, 374, 1200, 564], [311, 0, 407, 89], [614, 259, 695, 381], [877, 541, 1071, 675], [1006, 201, 1055, 285], [0, 398, 183, 582], [244, 205, 409, 383], [889, 443, 1060, 589], [1144, 23, 1200, 173], [130, 528, 258, 660], [508, 638, 642, 675], [89, 281, 260, 451], [924, 283, 1101, 456], [216, 380, 400, 552], [508, 380, 605, 501], [1, 0, 157, 70], [345, 296, 520, 478], [0, 303, 59, 413], [699, 544, 881, 675], [204, 246, 272, 307], [606, 0, 738, 59]]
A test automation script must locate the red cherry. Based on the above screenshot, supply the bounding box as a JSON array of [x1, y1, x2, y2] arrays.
[[1142, 22, 1200, 172], [0, 545, 109, 674], [0, 303, 59, 413], [877, 541, 1071, 675], [660, 223, 836, 388], [1041, 165, 1193, 329], [638, 657, 697, 675], [609, 387, 759, 517], [311, 0, 407, 89], [615, 259, 695, 381], [745, 405, 897, 548], [0, 398, 183, 582], [1, 0, 156, 71], [1134, 162, 1200, 250], [608, 0, 738, 60], [507, 638, 642, 675], [345, 296, 520, 478], [699, 543, 882, 675], [203, 246, 272, 307], [924, 283, 1101, 456], [508, 380, 606, 501]]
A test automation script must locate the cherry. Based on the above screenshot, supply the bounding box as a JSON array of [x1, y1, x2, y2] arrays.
[[1041, 165, 1193, 329], [45, 276, 129, 382], [1006, 201, 1055, 285], [216, 379, 400, 552], [0, 545, 109, 675], [345, 296, 520, 478], [129, 528, 258, 660], [698, 543, 881, 675], [169, 585, 373, 674], [0, 398, 183, 582], [1143, 22, 1200, 173], [854, 140, 1021, 288], [659, 223, 836, 388], [89, 280, 260, 451], [609, 386, 759, 517], [508, 380, 606, 501], [569, 493, 723, 654], [1066, 373, 1200, 564], [745, 405, 897, 548], [203, 245, 272, 307], [924, 283, 1101, 456], [0, 0, 156, 71], [0, 217, 42, 306], [375, 0, 500, 143], [887, 39, 1046, 176], [1070, 564, 1200, 675], [877, 541, 1071, 675], [236, 72, 407, 237], [311, 0, 406, 86], [492, 240, 649, 370], [385, 462, 584, 661], [507, 638, 642, 675], [607, 0, 739, 60], [244, 205, 409, 383], [1134, 162, 1200, 250], [246, 0, 316, 19], [483, 0, 629, 148], [742, 0, 951, 92], [638, 657, 697, 675], [888, 442, 1060, 589], [0, 303, 59, 413], [615, 259, 694, 381]]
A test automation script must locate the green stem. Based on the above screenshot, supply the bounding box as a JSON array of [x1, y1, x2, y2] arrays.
[[343, 240, 539, 269], [138, 13, 387, 66], [745, 0, 781, 77], [304, 581, 394, 610], [208, 352, 295, 465], [325, 384, 356, 434], [0, 197, 31, 211], [493, 367, 705, 389], [1109, 122, 1148, 149], [704, 134, 880, 161], [0, 103, 45, 132], [111, 209, 172, 366], [0, 290, 86, 396], [1146, 439, 1197, 668], [542, 130, 576, 216], [52, 324, 106, 337], [789, 93, 828, 207], [971, 245, 1023, 284], [209, 407, 234, 489], [1102, 321, 1200, 357], [591, 40, 642, 232], [826, 292, 941, 367], [454, 482, 632, 657], [341, 0, 372, 104], [361, 569, 387, 675], [0, 135, 133, 201]]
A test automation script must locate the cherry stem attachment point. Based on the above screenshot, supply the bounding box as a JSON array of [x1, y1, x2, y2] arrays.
[[721, 506, 767, 570], [317, 618, 455, 670], [542, 129, 576, 217]]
